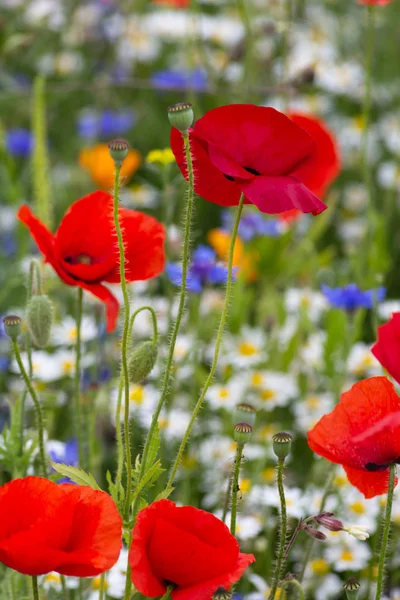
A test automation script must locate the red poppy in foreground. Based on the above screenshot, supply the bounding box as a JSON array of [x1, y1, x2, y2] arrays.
[[372, 312, 400, 384], [308, 377, 400, 498], [129, 499, 255, 600], [170, 104, 327, 216], [0, 477, 122, 576], [18, 191, 165, 332]]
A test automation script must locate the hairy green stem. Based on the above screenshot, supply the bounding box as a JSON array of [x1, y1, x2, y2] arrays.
[[99, 573, 106, 600], [167, 195, 245, 488], [268, 458, 287, 600], [230, 444, 244, 536], [279, 578, 305, 599], [32, 576, 40, 600], [115, 305, 159, 494], [375, 464, 396, 600], [131, 131, 195, 516], [74, 287, 84, 467], [12, 339, 47, 477], [111, 163, 133, 520], [123, 531, 133, 600], [222, 470, 233, 524]]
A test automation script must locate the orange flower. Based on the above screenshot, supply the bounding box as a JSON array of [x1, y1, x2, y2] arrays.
[[208, 229, 258, 282], [79, 144, 141, 190]]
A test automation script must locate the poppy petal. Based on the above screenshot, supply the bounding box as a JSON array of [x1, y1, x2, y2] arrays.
[[193, 104, 316, 177], [343, 465, 397, 499], [372, 312, 400, 385], [77, 282, 120, 332], [17, 205, 56, 265], [239, 176, 327, 215], [170, 128, 244, 207]]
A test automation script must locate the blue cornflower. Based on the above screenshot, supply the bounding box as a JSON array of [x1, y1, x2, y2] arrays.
[[6, 128, 34, 157], [167, 245, 231, 293], [321, 284, 386, 311], [1, 231, 17, 258], [48, 438, 79, 483], [150, 69, 208, 92], [222, 210, 282, 241], [77, 109, 135, 139]]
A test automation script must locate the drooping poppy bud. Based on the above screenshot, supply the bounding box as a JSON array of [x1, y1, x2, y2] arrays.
[[26, 294, 54, 348], [128, 341, 158, 384]]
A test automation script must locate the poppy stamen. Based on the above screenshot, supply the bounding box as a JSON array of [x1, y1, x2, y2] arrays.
[[243, 166, 261, 176]]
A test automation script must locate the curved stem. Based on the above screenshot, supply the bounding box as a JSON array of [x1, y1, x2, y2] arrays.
[[74, 287, 84, 467], [167, 195, 245, 488], [112, 164, 133, 520], [12, 339, 47, 477], [131, 131, 195, 516], [268, 458, 287, 600], [375, 464, 396, 600], [32, 576, 40, 600], [230, 444, 244, 536], [115, 305, 159, 493], [279, 578, 305, 600]]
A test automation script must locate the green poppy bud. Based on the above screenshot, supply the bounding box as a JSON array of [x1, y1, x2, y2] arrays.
[[272, 432, 292, 460], [128, 341, 158, 384], [233, 403, 257, 427], [344, 578, 360, 600], [26, 294, 54, 348], [234, 422, 253, 446], [168, 103, 194, 133], [3, 315, 22, 339], [108, 138, 130, 165]]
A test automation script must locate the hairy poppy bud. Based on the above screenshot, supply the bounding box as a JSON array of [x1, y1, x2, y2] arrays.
[[303, 525, 327, 541], [212, 588, 233, 600], [128, 341, 158, 384], [108, 138, 130, 165], [234, 422, 253, 446], [3, 315, 22, 339], [233, 403, 257, 427], [272, 432, 292, 460], [26, 294, 54, 348], [344, 577, 360, 600], [168, 103, 194, 133], [314, 512, 344, 532]]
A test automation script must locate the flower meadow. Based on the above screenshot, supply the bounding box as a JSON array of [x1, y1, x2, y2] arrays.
[[1, 0, 400, 599]]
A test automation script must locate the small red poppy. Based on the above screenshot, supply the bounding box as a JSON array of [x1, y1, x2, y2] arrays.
[[129, 499, 255, 600], [307, 377, 400, 498], [0, 477, 122, 576], [17, 191, 165, 332], [372, 312, 400, 384], [358, 0, 394, 5], [170, 104, 327, 216]]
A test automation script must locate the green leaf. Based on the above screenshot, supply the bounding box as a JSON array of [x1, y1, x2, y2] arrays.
[[51, 463, 101, 490], [154, 487, 174, 502], [144, 422, 160, 471], [131, 460, 165, 505]]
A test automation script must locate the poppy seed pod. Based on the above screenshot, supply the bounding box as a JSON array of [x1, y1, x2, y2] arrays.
[[168, 103, 194, 133], [212, 587, 233, 600], [272, 432, 292, 460], [233, 403, 257, 428], [234, 423, 253, 446], [128, 341, 158, 384], [26, 294, 54, 348], [108, 138, 130, 165], [344, 577, 360, 600], [2, 315, 22, 339]]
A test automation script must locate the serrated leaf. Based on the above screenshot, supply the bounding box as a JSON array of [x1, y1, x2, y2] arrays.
[[131, 460, 165, 505], [155, 487, 174, 502], [106, 470, 123, 506], [144, 422, 160, 471], [51, 463, 101, 490]]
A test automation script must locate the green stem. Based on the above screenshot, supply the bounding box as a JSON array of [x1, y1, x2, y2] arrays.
[[99, 573, 106, 600], [131, 131, 195, 516], [222, 470, 233, 524], [61, 575, 69, 600], [237, 0, 254, 100], [74, 286, 84, 467], [115, 305, 159, 494], [32, 576, 40, 600], [160, 586, 174, 600], [268, 458, 287, 600], [112, 163, 133, 521], [298, 465, 336, 582], [167, 195, 245, 488], [362, 5, 374, 185], [279, 578, 305, 600], [123, 532, 133, 600], [230, 444, 244, 536], [375, 464, 396, 600], [12, 339, 47, 477]]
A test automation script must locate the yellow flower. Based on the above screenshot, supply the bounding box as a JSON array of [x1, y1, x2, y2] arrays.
[[207, 228, 258, 282], [146, 148, 175, 165], [79, 144, 141, 189]]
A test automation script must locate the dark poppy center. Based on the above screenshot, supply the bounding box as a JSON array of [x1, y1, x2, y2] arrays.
[[243, 166, 261, 176], [365, 459, 400, 472], [162, 580, 178, 589], [64, 254, 93, 265]]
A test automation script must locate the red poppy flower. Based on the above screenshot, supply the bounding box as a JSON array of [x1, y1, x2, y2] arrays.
[[307, 377, 400, 498], [129, 499, 255, 600], [17, 191, 165, 332], [358, 0, 394, 5], [372, 312, 400, 384], [170, 104, 327, 216], [0, 477, 122, 576], [278, 112, 341, 222]]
